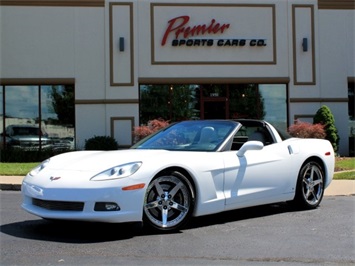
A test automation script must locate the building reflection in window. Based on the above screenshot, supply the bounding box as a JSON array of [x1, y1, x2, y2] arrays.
[[139, 83, 287, 131], [0, 85, 75, 157]]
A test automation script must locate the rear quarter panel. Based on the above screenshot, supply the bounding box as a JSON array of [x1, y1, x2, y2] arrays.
[[286, 138, 335, 189]]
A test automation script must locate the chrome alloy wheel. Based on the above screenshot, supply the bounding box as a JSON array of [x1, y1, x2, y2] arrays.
[[300, 162, 324, 207], [143, 172, 194, 231]]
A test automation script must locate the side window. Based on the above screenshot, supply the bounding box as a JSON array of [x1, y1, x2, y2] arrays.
[[248, 126, 274, 145], [231, 125, 274, 150], [231, 126, 249, 150]]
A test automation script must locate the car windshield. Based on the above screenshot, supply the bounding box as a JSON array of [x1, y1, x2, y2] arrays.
[[12, 127, 40, 136], [132, 120, 238, 151]]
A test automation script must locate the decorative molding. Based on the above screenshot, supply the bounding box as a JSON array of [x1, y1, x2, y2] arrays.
[[0, 0, 104, 7], [293, 114, 314, 122], [318, 0, 355, 10], [109, 2, 134, 86], [290, 98, 348, 103], [1, 0, 353, 10], [110, 116, 135, 147], [0, 78, 75, 85], [292, 5, 316, 85], [138, 77, 290, 85], [75, 99, 139, 104]]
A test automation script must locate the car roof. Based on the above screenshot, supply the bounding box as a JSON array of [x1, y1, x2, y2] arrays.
[[7, 124, 39, 128], [233, 119, 267, 127]]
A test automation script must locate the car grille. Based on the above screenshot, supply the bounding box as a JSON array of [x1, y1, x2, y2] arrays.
[[32, 198, 84, 211], [20, 141, 49, 146]]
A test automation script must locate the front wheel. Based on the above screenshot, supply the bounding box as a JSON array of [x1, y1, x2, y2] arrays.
[[293, 161, 325, 209], [143, 171, 195, 232]]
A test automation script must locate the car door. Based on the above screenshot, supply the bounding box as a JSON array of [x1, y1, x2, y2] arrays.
[[222, 142, 296, 209]]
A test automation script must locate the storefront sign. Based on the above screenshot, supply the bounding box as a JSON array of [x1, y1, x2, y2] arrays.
[[161, 16, 230, 45], [161, 15, 267, 48], [152, 4, 276, 64]]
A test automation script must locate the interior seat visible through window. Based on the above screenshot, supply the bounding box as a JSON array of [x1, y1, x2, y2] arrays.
[[230, 121, 275, 150]]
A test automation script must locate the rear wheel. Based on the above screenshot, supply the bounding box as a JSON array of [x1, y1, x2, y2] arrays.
[[293, 161, 324, 209], [143, 171, 195, 232]]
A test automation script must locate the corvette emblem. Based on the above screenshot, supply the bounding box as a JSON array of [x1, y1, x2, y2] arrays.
[[50, 176, 61, 181]]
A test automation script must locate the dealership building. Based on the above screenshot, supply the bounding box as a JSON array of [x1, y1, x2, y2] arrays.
[[0, 0, 354, 155]]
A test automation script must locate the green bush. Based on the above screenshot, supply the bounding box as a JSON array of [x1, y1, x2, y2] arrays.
[[84, 136, 119, 150], [313, 105, 340, 152]]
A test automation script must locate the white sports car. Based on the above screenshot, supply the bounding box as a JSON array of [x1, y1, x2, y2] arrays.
[[22, 119, 335, 232]]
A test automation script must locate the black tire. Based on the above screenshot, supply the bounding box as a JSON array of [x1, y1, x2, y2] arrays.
[[293, 161, 325, 209], [143, 171, 195, 232]]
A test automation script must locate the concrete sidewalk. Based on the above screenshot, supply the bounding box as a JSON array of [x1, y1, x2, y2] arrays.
[[0, 175, 354, 196]]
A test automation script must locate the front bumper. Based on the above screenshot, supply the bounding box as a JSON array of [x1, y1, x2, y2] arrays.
[[21, 181, 145, 223]]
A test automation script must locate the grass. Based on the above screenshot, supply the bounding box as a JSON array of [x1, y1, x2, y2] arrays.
[[333, 171, 354, 180], [0, 157, 354, 179], [333, 157, 355, 180], [334, 157, 355, 171], [0, 162, 39, 176]]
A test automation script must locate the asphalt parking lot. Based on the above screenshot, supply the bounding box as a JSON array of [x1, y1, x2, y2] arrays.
[[1, 191, 354, 266]]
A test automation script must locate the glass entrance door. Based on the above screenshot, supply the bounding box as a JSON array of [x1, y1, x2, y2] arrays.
[[200, 84, 228, 119], [203, 100, 227, 119]]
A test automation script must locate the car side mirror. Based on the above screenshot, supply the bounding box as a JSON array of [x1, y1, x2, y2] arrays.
[[237, 141, 264, 157]]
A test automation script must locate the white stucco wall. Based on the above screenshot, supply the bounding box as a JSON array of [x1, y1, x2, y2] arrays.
[[318, 9, 354, 155], [1, 0, 353, 154]]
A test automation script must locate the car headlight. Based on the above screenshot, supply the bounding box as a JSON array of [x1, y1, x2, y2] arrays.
[[29, 159, 50, 176], [90, 162, 142, 181]]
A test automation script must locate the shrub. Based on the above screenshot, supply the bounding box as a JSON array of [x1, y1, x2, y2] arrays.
[[84, 136, 119, 150], [288, 121, 326, 139], [313, 105, 340, 152], [134, 119, 170, 142]]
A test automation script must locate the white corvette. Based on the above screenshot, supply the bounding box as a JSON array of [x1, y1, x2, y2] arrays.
[[21, 119, 335, 232]]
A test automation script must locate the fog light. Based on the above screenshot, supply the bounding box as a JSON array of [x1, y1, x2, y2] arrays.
[[94, 202, 120, 211]]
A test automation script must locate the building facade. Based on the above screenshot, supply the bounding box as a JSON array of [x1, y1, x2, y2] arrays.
[[0, 0, 354, 155]]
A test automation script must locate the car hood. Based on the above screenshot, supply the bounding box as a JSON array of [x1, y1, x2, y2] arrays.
[[45, 149, 171, 172], [11, 136, 49, 141]]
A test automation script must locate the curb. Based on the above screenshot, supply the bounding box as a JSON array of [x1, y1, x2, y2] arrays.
[[0, 180, 355, 197], [0, 176, 354, 196]]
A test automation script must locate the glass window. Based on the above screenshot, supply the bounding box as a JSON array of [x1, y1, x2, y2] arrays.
[[348, 82, 354, 120], [139, 84, 198, 124], [139, 83, 288, 132], [259, 84, 287, 131], [0, 87, 4, 149], [0, 84, 75, 160], [229, 84, 261, 119], [139, 84, 170, 124], [348, 81, 354, 156], [4, 86, 42, 150], [5, 86, 38, 121], [41, 85, 75, 152]]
